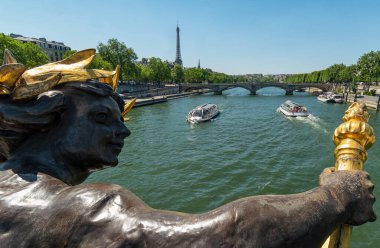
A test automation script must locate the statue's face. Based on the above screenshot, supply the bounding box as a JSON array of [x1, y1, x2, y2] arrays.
[[56, 92, 130, 170]]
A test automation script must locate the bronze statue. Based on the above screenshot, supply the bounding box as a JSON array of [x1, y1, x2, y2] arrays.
[[0, 50, 376, 248]]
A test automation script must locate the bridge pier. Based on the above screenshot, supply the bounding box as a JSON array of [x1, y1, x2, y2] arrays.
[[250, 90, 256, 95], [214, 91, 223, 95], [285, 90, 293, 95]]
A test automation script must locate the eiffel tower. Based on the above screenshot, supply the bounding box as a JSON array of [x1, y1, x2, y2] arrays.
[[175, 25, 183, 66]]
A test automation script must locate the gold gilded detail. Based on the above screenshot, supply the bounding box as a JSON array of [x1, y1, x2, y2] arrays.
[[123, 98, 136, 121], [0, 64, 27, 94], [0, 49, 120, 100], [322, 102, 375, 248], [0, 49, 132, 119], [0, 49, 26, 95], [3, 49, 18, 64]]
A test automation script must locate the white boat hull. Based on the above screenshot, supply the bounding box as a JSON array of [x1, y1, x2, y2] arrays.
[[317, 96, 334, 103], [278, 107, 309, 117], [187, 104, 220, 124], [187, 112, 220, 123], [278, 100, 309, 117], [317, 93, 344, 103]]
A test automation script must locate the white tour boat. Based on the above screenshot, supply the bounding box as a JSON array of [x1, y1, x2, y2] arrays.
[[317, 93, 335, 103], [278, 100, 309, 117], [317, 92, 344, 103], [329, 93, 344, 103], [187, 103, 220, 124]]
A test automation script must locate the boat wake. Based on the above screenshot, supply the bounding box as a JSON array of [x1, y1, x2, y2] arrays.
[[294, 114, 329, 133]]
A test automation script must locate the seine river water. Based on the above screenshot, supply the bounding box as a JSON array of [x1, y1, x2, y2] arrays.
[[87, 87, 380, 247]]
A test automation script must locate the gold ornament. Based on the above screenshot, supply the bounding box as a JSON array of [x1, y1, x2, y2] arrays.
[[0, 49, 134, 119], [322, 102, 375, 248]]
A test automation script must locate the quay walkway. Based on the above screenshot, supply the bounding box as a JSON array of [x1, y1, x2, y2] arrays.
[[129, 91, 202, 108], [344, 93, 380, 111]]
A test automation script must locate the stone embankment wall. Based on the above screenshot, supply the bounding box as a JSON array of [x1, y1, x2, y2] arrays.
[[118, 83, 179, 98]]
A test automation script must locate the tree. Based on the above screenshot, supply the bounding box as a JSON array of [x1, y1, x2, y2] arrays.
[[208, 71, 230, 84], [339, 65, 356, 84], [145, 57, 171, 84], [356, 51, 380, 83], [88, 54, 113, 70], [184, 68, 210, 84], [0, 33, 49, 67], [171, 64, 184, 83], [97, 38, 138, 83], [325, 64, 346, 83]]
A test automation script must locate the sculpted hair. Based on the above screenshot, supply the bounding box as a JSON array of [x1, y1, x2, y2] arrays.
[[0, 81, 124, 161]]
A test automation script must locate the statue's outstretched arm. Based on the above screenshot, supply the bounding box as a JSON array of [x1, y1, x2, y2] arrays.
[[96, 170, 374, 248]]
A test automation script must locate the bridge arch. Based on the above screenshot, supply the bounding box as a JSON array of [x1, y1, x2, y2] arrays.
[[218, 85, 253, 94], [255, 86, 287, 96]]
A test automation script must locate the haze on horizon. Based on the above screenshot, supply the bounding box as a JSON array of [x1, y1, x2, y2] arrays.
[[1, 0, 380, 75]]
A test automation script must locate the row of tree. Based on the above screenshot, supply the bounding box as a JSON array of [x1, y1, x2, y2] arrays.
[[1, 33, 281, 85], [8, 33, 378, 86], [284, 51, 380, 84]]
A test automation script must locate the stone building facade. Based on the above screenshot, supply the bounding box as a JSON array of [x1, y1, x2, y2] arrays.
[[9, 33, 71, 62]]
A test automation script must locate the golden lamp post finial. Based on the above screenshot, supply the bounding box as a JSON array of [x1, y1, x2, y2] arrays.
[[322, 102, 375, 248]]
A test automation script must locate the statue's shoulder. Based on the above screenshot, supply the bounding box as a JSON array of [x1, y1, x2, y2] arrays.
[[0, 170, 69, 204], [60, 182, 148, 210], [0, 170, 146, 211]]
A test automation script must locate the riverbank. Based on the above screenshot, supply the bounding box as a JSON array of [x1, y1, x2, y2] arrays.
[[344, 93, 380, 111], [130, 91, 203, 108]]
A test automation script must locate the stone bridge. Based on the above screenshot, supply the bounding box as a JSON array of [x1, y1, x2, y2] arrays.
[[178, 83, 332, 95]]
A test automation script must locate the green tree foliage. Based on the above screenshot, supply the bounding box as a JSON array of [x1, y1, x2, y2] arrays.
[[208, 71, 231, 84], [183, 68, 210, 83], [339, 65, 356, 84], [97, 38, 138, 83], [356, 51, 380, 82], [136, 58, 171, 84], [146, 57, 171, 83], [89, 54, 113, 70], [171, 64, 184, 83], [326, 64, 346, 83], [136, 63, 150, 82], [285, 51, 380, 84], [0, 33, 49, 67]]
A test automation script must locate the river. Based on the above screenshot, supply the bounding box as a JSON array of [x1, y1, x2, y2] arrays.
[[87, 87, 380, 247]]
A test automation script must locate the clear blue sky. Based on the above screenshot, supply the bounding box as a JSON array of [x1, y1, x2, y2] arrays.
[[1, 0, 380, 75]]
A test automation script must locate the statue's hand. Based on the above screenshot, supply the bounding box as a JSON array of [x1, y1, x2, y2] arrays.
[[320, 168, 376, 225]]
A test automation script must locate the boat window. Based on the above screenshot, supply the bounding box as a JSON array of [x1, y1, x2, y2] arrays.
[[193, 110, 202, 117]]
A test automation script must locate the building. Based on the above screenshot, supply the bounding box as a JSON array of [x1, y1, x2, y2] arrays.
[[9, 33, 71, 62]]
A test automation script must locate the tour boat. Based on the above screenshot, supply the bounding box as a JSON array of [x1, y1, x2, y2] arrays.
[[317, 93, 335, 103], [278, 100, 309, 117], [329, 93, 344, 103], [317, 92, 344, 103], [187, 103, 220, 123]]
